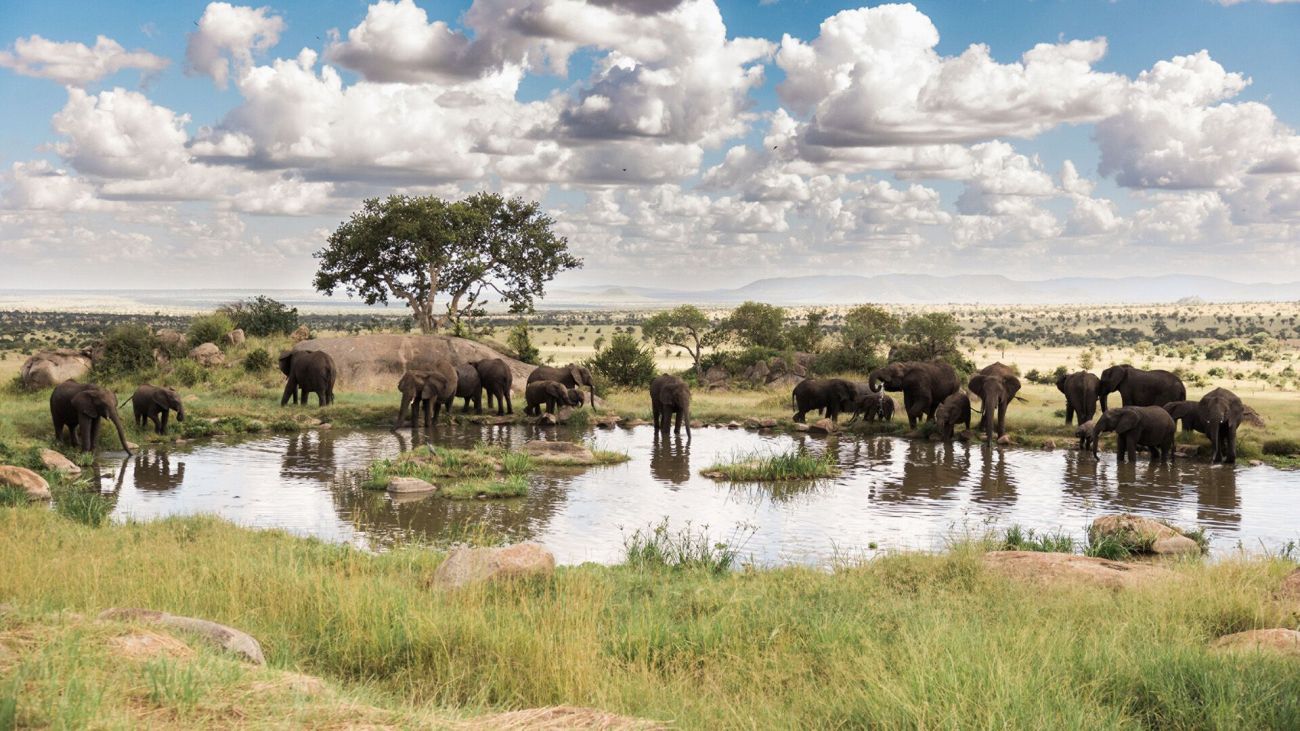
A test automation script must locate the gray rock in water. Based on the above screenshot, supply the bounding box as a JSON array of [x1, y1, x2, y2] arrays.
[[518, 440, 595, 464], [810, 418, 836, 434], [431, 543, 555, 590], [387, 476, 437, 494], [98, 608, 265, 665]]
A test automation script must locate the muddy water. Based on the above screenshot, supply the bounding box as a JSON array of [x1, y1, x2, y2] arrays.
[[91, 425, 1299, 566]]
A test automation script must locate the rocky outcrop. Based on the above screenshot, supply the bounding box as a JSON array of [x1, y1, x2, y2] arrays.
[[518, 440, 596, 465], [108, 631, 194, 661], [1089, 514, 1201, 556], [387, 476, 437, 494], [1211, 629, 1300, 657], [702, 366, 729, 390], [981, 551, 1172, 590], [0, 465, 51, 500], [19, 349, 92, 389], [98, 608, 265, 665], [290, 325, 312, 343], [39, 449, 81, 476], [293, 334, 534, 392], [431, 543, 555, 590], [189, 342, 225, 367], [224, 328, 246, 346]]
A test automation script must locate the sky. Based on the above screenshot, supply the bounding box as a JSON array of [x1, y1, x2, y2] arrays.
[[1, 0, 1299, 293]]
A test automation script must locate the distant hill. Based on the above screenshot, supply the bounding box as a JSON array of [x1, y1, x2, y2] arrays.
[[544, 274, 1300, 307]]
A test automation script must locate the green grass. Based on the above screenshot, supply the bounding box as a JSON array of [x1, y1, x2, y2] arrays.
[[1000, 524, 1076, 553], [622, 518, 754, 574], [51, 485, 113, 528], [363, 443, 625, 498], [440, 475, 530, 500], [702, 447, 839, 481], [4, 507, 1300, 728]]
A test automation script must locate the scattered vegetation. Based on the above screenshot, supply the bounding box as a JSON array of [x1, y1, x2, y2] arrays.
[[586, 331, 657, 387], [187, 313, 234, 347], [702, 447, 839, 481], [220, 295, 300, 337], [622, 518, 753, 574]]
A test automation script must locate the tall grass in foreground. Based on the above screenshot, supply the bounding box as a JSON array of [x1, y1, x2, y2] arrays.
[[4, 508, 1300, 727], [622, 518, 756, 574], [702, 447, 838, 481]]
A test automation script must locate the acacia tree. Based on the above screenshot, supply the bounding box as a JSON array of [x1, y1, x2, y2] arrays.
[[313, 193, 581, 333], [641, 305, 719, 380]]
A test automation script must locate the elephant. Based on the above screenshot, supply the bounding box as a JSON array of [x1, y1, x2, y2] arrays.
[[454, 363, 482, 414], [1098, 364, 1185, 410], [650, 374, 692, 437], [279, 350, 336, 407], [968, 362, 1022, 442], [868, 361, 960, 429], [472, 358, 513, 415], [1075, 419, 1096, 454], [1090, 406, 1175, 464], [528, 364, 596, 410], [1198, 387, 1245, 464], [131, 384, 185, 435], [524, 380, 579, 416], [1162, 401, 1206, 434], [1056, 371, 1102, 425], [396, 370, 433, 428], [878, 394, 895, 422], [50, 380, 132, 454], [566, 387, 585, 407], [846, 390, 885, 424], [933, 391, 972, 441], [792, 378, 857, 423], [412, 360, 459, 428]]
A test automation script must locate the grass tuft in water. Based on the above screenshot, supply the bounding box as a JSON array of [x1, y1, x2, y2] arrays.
[[1000, 524, 1075, 553], [622, 518, 755, 574], [702, 447, 838, 481], [53, 487, 113, 528], [440, 475, 530, 500]]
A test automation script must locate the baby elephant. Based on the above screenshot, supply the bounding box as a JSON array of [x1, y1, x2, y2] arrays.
[[132, 384, 185, 435], [649, 374, 691, 437], [524, 380, 579, 416], [1075, 419, 1097, 455], [1091, 406, 1175, 464], [933, 391, 971, 441]]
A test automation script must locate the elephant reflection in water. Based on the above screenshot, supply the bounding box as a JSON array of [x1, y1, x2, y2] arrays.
[[1197, 465, 1240, 527], [971, 445, 1016, 506], [1108, 459, 1182, 514], [280, 431, 338, 481], [132, 450, 186, 491], [1061, 449, 1104, 502], [650, 431, 691, 486], [880, 440, 965, 503], [91, 454, 131, 495]]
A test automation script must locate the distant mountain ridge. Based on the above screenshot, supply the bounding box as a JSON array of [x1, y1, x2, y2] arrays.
[[544, 274, 1299, 307]]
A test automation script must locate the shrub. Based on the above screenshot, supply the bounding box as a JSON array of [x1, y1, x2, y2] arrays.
[[187, 313, 234, 347], [811, 346, 883, 376], [94, 324, 157, 378], [586, 332, 657, 387], [220, 295, 300, 337], [168, 360, 207, 388], [54, 488, 113, 528], [507, 324, 540, 365], [1263, 439, 1300, 456], [243, 348, 274, 373], [622, 518, 754, 574]]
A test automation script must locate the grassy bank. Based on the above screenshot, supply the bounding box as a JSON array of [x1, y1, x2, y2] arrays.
[[4, 507, 1300, 727]]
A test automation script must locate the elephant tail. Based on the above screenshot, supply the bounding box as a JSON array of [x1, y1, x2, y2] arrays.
[[1014, 396, 1028, 403]]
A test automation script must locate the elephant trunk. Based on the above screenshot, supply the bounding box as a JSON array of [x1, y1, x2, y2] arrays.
[[176, 402, 185, 422], [868, 373, 883, 393], [109, 410, 131, 455], [588, 384, 596, 411]]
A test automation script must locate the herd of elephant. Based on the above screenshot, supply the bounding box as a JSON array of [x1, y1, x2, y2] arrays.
[[788, 361, 1250, 465], [48, 346, 1250, 467]]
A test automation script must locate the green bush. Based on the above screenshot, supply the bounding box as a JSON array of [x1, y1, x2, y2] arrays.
[[220, 296, 300, 337], [243, 348, 274, 373], [812, 346, 883, 376], [1263, 439, 1300, 456], [187, 313, 234, 347], [168, 360, 207, 388], [587, 332, 657, 387], [507, 324, 540, 365], [94, 324, 157, 378]]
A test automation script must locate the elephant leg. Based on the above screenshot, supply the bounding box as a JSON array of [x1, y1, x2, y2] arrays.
[[1226, 427, 1237, 464], [674, 409, 682, 434], [652, 402, 661, 432], [281, 379, 297, 407], [793, 408, 807, 423], [1064, 404, 1074, 426], [91, 418, 102, 452]]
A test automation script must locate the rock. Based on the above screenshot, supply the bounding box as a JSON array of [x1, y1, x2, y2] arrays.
[[769, 373, 805, 391], [459, 706, 665, 730], [623, 418, 649, 427], [810, 418, 836, 434], [156, 328, 186, 350], [125, 441, 139, 452], [689, 420, 703, 429], [1042, 439, 1056, 451], [431, 543, 555, 590], [1279, 568, 1300, 601], [1151, 535, 1201, 556], [98, 608, 265, 665], [996, 434, 1012, 446], [292, 334, 532, 392], [1211, 629, 1300, 657], [223, 328, 246, 346], [1249, 459, 1264, 467], [1088, 514, 1199, 556], [792, 422, 811, 432], [703, 365, 729, 389], [108, 631, 194, 661], [593, 415, 622, 429], [387, 476, 437, 494], [742, 361, 770, 384], [0, 465, 51, 500], [317, 422, 332, 431], [39, 449, 81, 476], [982, 551, 1172, 590], [19, 349, 92, 389], [290, 325, 312, 343], [743, 418, 760, 429], [758, 418, 778, 429], [518, 440, 595, 464], [538, 412, 558, 426], [726, 421, 741, 429], [189, 342, 225, 367]]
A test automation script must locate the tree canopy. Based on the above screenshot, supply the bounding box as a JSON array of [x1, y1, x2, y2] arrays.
[[641, 305, 719, 378], [313, 193, 580, 333], [718, 301, 788, 350]]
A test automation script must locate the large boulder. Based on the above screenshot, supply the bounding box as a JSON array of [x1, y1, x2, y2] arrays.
[[0, 466, 51, 500], [98, 608, 265, 665], [982, 551, 1172, 590], [290, 325, 312, 343], [431, 543, 555, 590], [1089, 514, 1201, 556], [224, 328, 246, 346], [1211, 629, 1300, 657], [189, 342, 225, 367], [39, 449, 81, 476], [387, 476, 437, 494], [19, 349, 92, 389], [292, 334, 534, 392]]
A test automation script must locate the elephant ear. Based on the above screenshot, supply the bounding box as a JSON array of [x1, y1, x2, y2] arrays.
[[569, 365, 584, 385], [1055, 373, 1068, 393], [71, 391, 96, 416], [1115, 408, 1141, 433], [968, 375, 986, 400], [153, 390, 171, 410], [278, 352, 294, 376]]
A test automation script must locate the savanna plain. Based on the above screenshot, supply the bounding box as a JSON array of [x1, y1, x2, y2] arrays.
[[3, 300, 1300, 728]]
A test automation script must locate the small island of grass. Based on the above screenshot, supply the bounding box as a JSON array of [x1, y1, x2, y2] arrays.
[[364, 441, 628, 499], [701, 448, 839, 481]]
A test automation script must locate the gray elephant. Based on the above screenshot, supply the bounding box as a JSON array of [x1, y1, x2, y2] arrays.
[[968, 362, 1021, 442], [50, 380, 132, 454], [396, 370, 433, 428], [1162, 400, 1205, 434], [1090, 406, 1175, 464], [1098, 365, 1185, 410], [473, 358, 513, 415], [1056, 371, 1102, 425], [131, 384, 185, 435], [792, 378, 857, 423], [933, 391, 972, 441], [650, 374, 691, 437], [847, 389, 884, 423], [878, 394, 895, 422], [868, 361, 960, 429], [524, 380, 579, 416], [411, 360, 459, 428], [528, 364, 596, 410], [1075, 419, 1096, 454], [1198, 387, 1245, 464], [454, 363, 482, 414], [567, 387, 585, 407], [280, 350, 336, 407]]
